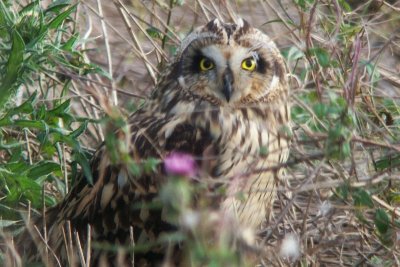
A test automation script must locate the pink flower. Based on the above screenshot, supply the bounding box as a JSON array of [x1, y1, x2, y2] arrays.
[[164, 152, 197, 177]]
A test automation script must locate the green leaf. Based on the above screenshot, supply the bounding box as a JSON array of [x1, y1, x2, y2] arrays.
[[341, 142, 351, 158], [375, 154, 400, 171], [143, 157, 160, 174], [0, 30, 25, 109], [353, 189, 374, 208], [0, 116, 12, 127], [313, 103, 327, 118], [15, 176, 43, 207], [146, 27, 162, 39], [283, 46, 305, 62], [375, 208, 390, 234], [309, 47, 330, 68], [49, 99, 71, 116], [127, 160, 142, 177], [26, 4, 76, 47], [0, 220, 19, 228], [336, 184, 349, 199], [18, 1, 38, 16], [369, 256, 393, 267], [7, 91, 37, 116], [362, 60, 380, 87], [389, 191, 400, 205], [173, 0, 185, 6], [294, 0, 315, 10], [0, 1, 13, 27], [45, 0, 71, 14], [27, 161, 61, 179], [61, 34, 78, 51], [3, 161, 26, 173], [337, 0, 352, 11], [259, 146, 269, 156], [36, 104, 47, 120], [69, 120, 87, 139], [13, 119, 46, 130], [48, 4, 77, 30], [0, 140, 23, 150], [73, 151, 93, 185], [44, 194, 58, 207], [0, 167, 14, 176]]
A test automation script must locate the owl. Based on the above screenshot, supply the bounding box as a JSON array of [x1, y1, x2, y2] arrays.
[[18, 18, 290, 266]]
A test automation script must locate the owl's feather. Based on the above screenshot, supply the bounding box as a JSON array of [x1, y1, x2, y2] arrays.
[[18, 18, 290, 266]]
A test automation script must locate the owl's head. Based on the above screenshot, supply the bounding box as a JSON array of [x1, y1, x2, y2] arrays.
[[171, 18, 287, 106]]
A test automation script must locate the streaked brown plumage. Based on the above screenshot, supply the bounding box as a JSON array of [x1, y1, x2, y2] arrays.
[[18, 18, 290, 266]]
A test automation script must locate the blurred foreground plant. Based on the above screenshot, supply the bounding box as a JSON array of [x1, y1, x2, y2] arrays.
[[0, 0, 103, 230]]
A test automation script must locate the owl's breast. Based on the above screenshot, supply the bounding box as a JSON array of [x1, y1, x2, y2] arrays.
[[195, 106, 288, 228], [209, 108, 274, 176]]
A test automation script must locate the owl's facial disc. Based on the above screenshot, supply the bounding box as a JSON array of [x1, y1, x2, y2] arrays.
[[189, 45, 270, 104], [175, 18, 286, 106]]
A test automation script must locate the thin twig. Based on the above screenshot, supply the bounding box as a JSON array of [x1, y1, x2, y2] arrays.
[[114, 0, 157, 84], [96, 0, 118, 106]]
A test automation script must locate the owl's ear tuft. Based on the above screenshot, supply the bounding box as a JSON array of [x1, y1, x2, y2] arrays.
[[236, 18, 250, 35], [205, 19, 221, 33]]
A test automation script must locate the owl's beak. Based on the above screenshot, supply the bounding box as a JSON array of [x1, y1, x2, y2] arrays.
[[222, 68, 234, 102]]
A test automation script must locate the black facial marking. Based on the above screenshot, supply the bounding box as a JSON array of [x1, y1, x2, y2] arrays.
[[206, 19, 220, 34], [191, 51, 206, 73], [256, 57, 269, 74], [223, 23, 237, 40], [241, 19, 250, 33], [222, 67, 234, 102], [234, 19, 251, 40]]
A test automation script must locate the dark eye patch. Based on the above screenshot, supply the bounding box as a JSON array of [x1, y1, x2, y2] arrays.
[[249, 50, 269, 74], [191, 54, 203, 72], [191, 51, 212, 73], [255, 57, 269, 74]]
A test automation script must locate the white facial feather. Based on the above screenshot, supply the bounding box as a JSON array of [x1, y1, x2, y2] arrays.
[[269, 75, 280, 92], [201, 45, 225, 70]]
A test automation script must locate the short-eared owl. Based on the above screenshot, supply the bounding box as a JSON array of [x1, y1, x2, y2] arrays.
[[19, 18, 290, 266]]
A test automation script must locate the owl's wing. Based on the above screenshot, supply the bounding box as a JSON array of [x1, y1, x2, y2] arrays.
[[19, 110, 214, 265]]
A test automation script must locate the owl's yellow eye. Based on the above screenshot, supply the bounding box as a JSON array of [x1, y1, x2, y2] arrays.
[[199, 58, 214, 71], [241, 58, 256, 71]]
